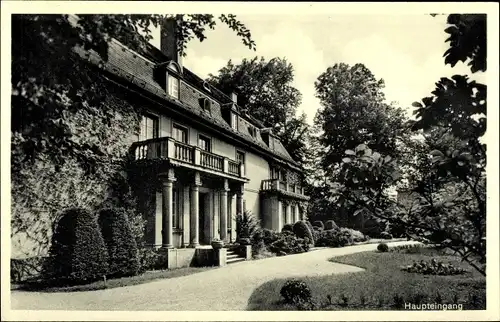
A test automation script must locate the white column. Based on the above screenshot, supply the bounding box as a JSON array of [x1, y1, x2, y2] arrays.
[[220, 179, 229, 242], [160, 169, 176, 248], [182, 185, 190, 247], [189, 172, 202, 247], [286, 202, 291, 224]]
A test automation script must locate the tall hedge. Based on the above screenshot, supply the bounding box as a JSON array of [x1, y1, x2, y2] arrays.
[[98, 208, 140, 278], [44, 208, 108, 285], [293, 221, 314, 245]]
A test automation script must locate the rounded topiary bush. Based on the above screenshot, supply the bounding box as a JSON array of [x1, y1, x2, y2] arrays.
[[312, 221, 324, 230], [293, 221, 314, 245], [325, 220, 339, 231], [282, 224, 294, 233], [44, 208, 109, 285], [280, 279, 312, 305], [377, 243, 389, 252], [98, 208, 140, 278]]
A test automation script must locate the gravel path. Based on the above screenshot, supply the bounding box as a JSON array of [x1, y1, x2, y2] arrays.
[[11, 240, 418, 311]]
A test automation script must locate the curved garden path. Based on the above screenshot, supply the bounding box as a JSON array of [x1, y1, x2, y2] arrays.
[[11, 240, 418, 311]]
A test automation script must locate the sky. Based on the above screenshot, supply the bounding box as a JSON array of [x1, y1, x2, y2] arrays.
[[147, 14, 487, 125]]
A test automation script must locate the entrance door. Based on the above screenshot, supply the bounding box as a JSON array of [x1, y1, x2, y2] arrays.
[[199, 192, 207, 244]]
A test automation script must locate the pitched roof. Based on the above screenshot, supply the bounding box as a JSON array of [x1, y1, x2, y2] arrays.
[[74, 39, 299, 168]]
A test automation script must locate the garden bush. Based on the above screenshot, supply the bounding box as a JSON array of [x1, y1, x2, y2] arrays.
[[315, 228, 366, 247], [43, 208, 109, 285], [380, 231, 393, 240], [312, 221, 325, 230], [281, 224, 294, 233], [377, 243, 389, 252], [268, 232, 309, 255], [98, 208, 140, 277], [280, 279, 312, 305], [341, 227, 368, 242], [293, 221, 314, 245], [137, 247, 160, 272], [401, 258, 467, 275], [325, 220, 339, 230]]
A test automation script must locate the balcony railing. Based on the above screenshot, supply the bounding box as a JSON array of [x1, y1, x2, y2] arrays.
[[261, 178, 308, 198], [131, 137, 243, 178]]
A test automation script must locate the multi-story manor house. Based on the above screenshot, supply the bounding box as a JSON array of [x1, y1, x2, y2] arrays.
[[68, 17, 309, 252]]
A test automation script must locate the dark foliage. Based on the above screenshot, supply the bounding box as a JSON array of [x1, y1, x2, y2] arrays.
[[377, 243, 389, 252], [312, 221, 325, 230], [43, 208, 109, 285], [280, 279, 312, 305], [293, 221, 314, 245], [98, 207, 140, 278], [324, 220, 339, 231]]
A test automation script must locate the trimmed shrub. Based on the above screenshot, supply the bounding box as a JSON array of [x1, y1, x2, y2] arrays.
[[341, 227, 368, 243], [325, 220, 339, 230], [282, 224, 294, 233], [377, 243, 389, 252], [44, 208, 109, 285], [312, 221, 325, 230], [137, 247, 160, 272], [280, 279, 312, 305], [98, 208, 140, 278], [293, 221, 314, 245], [380, 231, 393, 240], [268, 232, 309, 255]]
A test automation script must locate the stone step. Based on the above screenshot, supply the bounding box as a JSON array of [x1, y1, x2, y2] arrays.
[[227, 253, 240, 259], [227, 257, 245, 264]]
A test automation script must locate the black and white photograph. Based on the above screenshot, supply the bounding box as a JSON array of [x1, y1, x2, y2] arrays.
[[1, 1, 499, 321]]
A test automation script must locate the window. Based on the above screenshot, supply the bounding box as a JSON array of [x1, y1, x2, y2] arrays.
[[173, 124, 188, 143], [290, 204, 296, 222], [138, 114, 158, 141], [271, 166, 280, 180], [199, 97, 212, 113], [236, 151, 245, 174], [167, 74, 179, 99], [172, 188, 180, 229], [280, 169, 287, 181], [231, 113, 238, 130], [198, 135, 211, 152]]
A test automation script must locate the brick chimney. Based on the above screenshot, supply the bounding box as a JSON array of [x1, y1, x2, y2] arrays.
[[160, 16, 183, 71]]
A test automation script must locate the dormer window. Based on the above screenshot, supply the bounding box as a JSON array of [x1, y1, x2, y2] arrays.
[[203, 81, 211, 93], [199, 97, 212, 113], [231, 112, 238, 130], [248, 126, 257, 138], [167, 74, 179, 99]]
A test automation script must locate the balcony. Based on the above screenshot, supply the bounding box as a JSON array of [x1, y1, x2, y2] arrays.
[[130, 137, 245, 179], [261, 179, 309, 200]]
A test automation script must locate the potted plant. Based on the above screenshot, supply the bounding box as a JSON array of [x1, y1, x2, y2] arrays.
[[238, 237, 251, 245], [211, 238, 224, 250]]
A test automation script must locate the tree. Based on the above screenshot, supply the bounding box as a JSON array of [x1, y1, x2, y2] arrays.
[[332, 14, 487, 275], [207, 57, 310, 167], [314, 63, 409, 178], [310, 63, 410, 227]]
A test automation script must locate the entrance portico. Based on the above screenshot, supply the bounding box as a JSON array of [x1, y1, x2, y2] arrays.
[[156, 168, 245, 249]]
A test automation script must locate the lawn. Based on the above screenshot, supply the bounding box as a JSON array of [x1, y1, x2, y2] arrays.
[[12, 267, 213, 293], [247, 247, 486, 310]]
